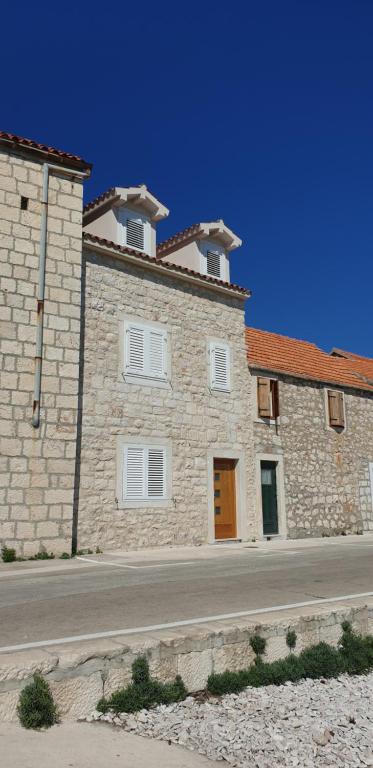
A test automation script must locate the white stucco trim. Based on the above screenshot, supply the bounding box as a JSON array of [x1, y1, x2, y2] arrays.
[[369, 463, 373, 516], [207, 448, 248, 544], [116, 435, 172, 509], [256, 453, 287, 539]]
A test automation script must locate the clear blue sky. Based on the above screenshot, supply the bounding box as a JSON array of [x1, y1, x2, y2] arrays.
[[3, 1, 372, 355]]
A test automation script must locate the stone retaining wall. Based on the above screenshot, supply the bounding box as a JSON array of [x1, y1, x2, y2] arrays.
[[0, 602, 371, 722]]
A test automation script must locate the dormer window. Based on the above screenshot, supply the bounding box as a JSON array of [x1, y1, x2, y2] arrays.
[[126, 218, 145, 251], [199, 240, 228, 282], [206, 250, 222, 279], [117, 208, 150, 254]]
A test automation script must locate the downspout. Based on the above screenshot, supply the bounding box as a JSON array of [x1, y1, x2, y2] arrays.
[[32, 162, 89, 428]]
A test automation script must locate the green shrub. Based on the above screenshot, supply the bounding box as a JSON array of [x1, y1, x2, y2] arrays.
[[250, 634, 266, 657], [1, 546, 16, 563], [59, 552, 71, 559], [97, 656, 187, 714], [286, 629, 297, 650], [17, 674, 58, 730], [339, 625, 373, 675], [299, 642, 345, 679], [29, 551, 55, 561]]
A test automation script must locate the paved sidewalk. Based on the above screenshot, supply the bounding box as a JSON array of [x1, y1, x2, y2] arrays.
[[1, 722, 218, 768]]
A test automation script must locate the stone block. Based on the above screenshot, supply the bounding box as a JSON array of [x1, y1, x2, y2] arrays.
[[49, 672, 103, 720], [177, 649, 213, 692]]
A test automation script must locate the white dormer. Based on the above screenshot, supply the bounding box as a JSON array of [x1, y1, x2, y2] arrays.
[[83, 185, 169, 258], [157, 220, 242, 283]]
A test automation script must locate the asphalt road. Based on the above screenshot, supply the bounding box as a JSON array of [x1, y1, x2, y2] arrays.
[[1, 538, 373, 650]]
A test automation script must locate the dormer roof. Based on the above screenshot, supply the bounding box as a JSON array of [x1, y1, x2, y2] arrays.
[[157, 220, 242, 257], [83, 185, 169, 224]]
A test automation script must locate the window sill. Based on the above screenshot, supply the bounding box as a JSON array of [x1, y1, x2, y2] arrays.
[[210, 386, 231, 395], [122, 373, 171, 390], [254, 417, 281, 426], [118, 498, 172, 509]]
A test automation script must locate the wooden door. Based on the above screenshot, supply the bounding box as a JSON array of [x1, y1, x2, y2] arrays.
[[214, 459, 237, 540], [261, 461, 279, 535]]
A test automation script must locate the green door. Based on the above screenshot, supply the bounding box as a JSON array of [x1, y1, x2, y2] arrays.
[[261, 461, 279, 535]]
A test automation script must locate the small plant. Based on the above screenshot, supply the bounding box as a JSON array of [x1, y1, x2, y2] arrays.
[[97, 656, 187, 714], [59, 552, 71, 559], [286, 629, 297, 651], [95, 546, 103, 554], [17, 674, 58, 730], [29, 551, 55, 561], [250, 634, 266, 658], [1, 546, 16, 563]]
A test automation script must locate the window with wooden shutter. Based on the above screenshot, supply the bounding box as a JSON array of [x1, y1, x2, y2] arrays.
[[210, 343, 230, 391], [327, 390, 345, 428], [123, 445, 166, 501], [125, 322, 167, 381], [270, 380, 280, 419], [257, 377, 271, 418], [126, 218, 145, 251], [206, 250, 222, 278]]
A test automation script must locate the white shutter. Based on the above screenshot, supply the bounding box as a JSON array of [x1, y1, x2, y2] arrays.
[[124, 447, 145, 499], [148, 330, 166, 378], [126, 218, 145, 251], [147, 448, 165, 498], [206, 250, 221, 278], [211, 343, 230, 391], [126, 326, 145, 375]]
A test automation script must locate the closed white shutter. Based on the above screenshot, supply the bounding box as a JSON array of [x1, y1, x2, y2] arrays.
[[123, 445, 166, 501], [126, 326, 145, 375], [125, 323, 167, 380], [211, 343, 230, 391], [206, 250, 221, 278], [148, 330, 166, 378], [147, 448, 165, 498], [126, 218, 145, 251], [124, 447, 145, 499]]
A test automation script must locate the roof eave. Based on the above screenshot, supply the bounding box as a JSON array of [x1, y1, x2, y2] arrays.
[[83, 234, 250, 300], [248, 363, 373, 394], [0, 134, 92, 174]]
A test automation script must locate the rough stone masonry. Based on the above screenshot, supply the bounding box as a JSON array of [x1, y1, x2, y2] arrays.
[[0, 142, 89, 556]]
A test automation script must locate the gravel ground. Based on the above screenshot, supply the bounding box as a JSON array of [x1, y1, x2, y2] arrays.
[[86, 673, 373, 767]]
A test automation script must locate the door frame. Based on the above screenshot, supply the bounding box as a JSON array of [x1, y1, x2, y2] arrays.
[[256, 453, 287, 539], [207, 449, 247, 543]]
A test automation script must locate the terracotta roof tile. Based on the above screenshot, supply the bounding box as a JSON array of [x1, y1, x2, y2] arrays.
[[157, 223, 202, 256], [83, 232, 250, 296], [83, 187, 118, 214], [0, 131, 92, 171], [245, 327, 373, 392], [331, 348, 373, 384]]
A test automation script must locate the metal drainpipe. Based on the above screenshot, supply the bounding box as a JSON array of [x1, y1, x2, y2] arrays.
[[32, 162, 89, 428]]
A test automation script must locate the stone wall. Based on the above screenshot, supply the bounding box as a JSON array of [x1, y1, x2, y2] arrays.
[[76, 248, 253, 551], [252, 372, 373, 538], [0, 601, 370, 721], [0, 148, 85, 556]]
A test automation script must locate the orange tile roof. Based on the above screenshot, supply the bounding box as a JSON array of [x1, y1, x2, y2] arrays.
[[157, 223, 202, 256], [331, 348, 373, 384], [245, 327, 373, 392], [0, 131, 92, 172]]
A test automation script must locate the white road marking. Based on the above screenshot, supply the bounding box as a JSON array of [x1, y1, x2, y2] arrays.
[[1, 591, 373, 654], [0, 561, 93, 578], [76, 556, 196, 570]]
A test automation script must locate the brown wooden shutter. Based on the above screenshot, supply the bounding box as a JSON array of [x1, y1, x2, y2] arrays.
[[328, 390, 345, 427], [271, 380, 280, 419], [257, 377, 271, 418]]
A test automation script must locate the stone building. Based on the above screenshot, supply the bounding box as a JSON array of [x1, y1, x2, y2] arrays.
[[0, 132, 92, 556], [246, 327, 373, 539], [1, 130, 373, 555]]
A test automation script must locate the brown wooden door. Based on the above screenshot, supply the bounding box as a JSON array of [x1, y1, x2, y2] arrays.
[[214, 458, 237, 540]]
